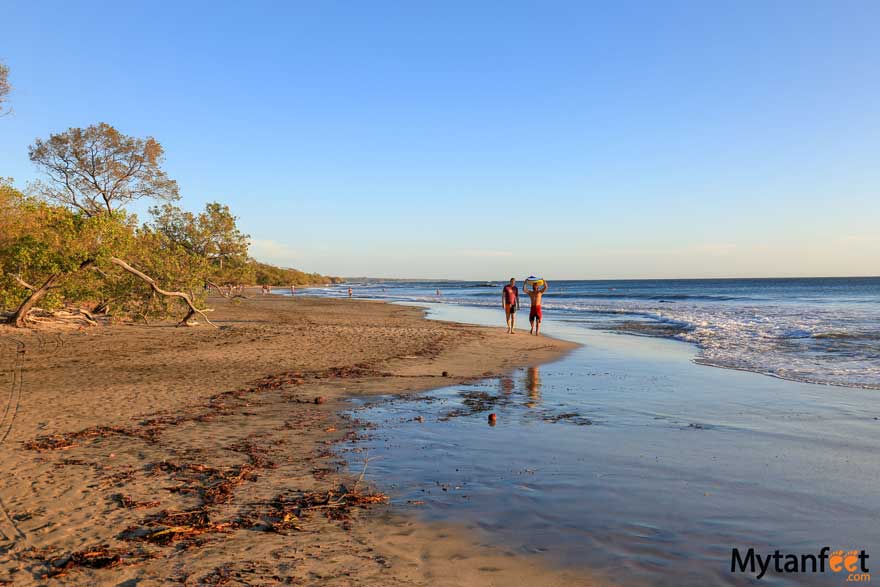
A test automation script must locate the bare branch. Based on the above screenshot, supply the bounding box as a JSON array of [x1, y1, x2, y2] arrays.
[[108, 257, 217, 327], [12, 274, 35, 290]]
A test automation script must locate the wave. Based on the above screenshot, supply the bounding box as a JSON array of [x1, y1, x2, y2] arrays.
[[298, 284, 880, 390], [406, 290, 756, 302]]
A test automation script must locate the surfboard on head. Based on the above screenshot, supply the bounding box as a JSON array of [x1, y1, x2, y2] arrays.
[[524, 275, 545, 289]]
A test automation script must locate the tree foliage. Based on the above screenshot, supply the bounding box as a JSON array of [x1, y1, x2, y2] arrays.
[[149, 202, 250, 280], [0, 185, 136, 325], [29, 123, 179, 216], [250, 261, 330, 287]]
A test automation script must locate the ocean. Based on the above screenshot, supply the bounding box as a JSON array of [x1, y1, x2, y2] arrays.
[[302, 277, 880, 390]]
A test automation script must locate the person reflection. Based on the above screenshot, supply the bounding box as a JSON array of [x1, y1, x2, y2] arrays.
[[524, 366, 541, 408], [499, 376, 515, 395]]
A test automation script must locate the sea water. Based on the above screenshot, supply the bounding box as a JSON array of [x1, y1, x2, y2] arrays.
[[304, 277, 880, 389]]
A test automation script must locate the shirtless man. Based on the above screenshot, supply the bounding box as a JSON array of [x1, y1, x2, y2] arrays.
[[501, 278, 519, 334], [523, 280, 548, 335]]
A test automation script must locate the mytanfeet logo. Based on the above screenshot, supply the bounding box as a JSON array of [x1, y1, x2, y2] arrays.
[[731, 547, 870, 582]]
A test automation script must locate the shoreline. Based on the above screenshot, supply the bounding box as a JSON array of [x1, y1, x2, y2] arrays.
[[345, 301, 880, 586], [0, 294, 594, 585], [304, 279, 880, 392]]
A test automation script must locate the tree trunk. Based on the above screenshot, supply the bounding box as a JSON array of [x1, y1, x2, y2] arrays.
[[7, 273, 62, 327]]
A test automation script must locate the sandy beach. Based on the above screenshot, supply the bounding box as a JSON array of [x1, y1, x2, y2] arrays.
[[0, 294, 597, 586]]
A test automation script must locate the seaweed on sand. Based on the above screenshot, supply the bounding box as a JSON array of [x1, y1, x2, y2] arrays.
[[251, 484, 389, 534], [35, 545, 156, 579], [121, 508, 236, 545]]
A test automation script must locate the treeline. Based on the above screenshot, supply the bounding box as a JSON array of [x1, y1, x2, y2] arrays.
[[251, 261, 338, 287], [0, 121, 333, 328]]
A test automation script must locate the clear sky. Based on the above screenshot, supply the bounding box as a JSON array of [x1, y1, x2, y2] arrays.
[[1, 0, 878, 279]]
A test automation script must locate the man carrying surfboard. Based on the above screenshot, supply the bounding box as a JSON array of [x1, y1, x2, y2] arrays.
[[523, 277, 549, 335], [501, 278, 519, 334]]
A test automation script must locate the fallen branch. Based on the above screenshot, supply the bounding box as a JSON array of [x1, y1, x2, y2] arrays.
[[108, 257, 217, 327]]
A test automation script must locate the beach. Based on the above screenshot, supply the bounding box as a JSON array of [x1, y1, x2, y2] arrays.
[[0, 294, 593, 586], [1, 285, 878, 586]]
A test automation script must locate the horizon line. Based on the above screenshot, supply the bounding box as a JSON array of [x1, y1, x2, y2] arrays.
[[333, 274, 880, 282]]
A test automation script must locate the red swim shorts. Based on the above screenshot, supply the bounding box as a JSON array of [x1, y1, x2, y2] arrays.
[[529, 305, 542, 322]]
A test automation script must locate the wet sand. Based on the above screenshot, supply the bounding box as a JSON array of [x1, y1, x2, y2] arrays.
[[343, 303, 880, 587], [0, 295, 596, 586]]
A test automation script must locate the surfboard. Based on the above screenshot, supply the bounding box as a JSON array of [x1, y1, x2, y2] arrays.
[[524, 275, 545, 288]]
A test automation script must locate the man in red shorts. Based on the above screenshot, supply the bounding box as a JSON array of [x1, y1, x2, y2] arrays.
[[501, 278, 519, 334], [523, 280, 548, 336]]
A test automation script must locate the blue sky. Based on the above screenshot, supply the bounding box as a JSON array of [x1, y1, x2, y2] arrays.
[[1, 0, 878, 279]]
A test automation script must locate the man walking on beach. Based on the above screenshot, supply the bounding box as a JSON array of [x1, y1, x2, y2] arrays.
[[523, 279, 548, 335], [502, 278, 519, 334]]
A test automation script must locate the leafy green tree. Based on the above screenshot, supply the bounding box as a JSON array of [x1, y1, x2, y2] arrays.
[[0, 187, 135, 326], [248, 260, 330, 287], [149, 202, 250, 274]]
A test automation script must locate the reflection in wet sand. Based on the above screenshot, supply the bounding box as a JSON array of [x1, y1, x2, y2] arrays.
[[499, 376, 515, 395], [525, 366, 541, 408]]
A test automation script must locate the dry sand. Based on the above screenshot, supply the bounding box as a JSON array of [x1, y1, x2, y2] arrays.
[[0, 294, 595, 586]]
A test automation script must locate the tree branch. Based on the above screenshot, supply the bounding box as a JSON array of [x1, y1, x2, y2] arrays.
[[108, 257, 217, 327], [12, 274, 36, 290]]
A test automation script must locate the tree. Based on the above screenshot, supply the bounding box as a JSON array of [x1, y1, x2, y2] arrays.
[[11, 125, 216, 327], [0, 187, 213, 327], [0, 187, 132, 327], [150, 202, 250, 276], [28, 123, 179, 216], [0, 61, 10, 115]]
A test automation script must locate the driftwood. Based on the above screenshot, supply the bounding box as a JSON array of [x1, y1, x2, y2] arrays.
[[206, 281, 249, 300], [108, 257, 216, 327], [28, 309, 99, 327]]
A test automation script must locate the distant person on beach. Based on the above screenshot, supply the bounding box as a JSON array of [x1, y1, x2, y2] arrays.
[[348, 287, 353, 298], [290, 285, 296, 295], [436, 288, 441, 296], [502, 278, 519, 334], [523, 279, 548, 335]]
